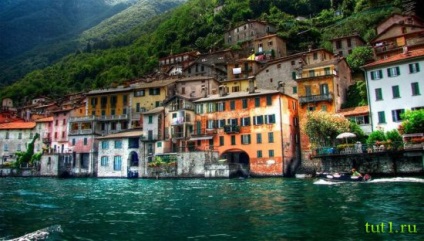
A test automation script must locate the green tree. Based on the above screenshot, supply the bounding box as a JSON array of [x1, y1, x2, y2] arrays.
[[366, 130, 386, 145], [342, 80, 368, 108], [401, 109, 424, 134], [302, 111, 351, 148], [346, 46, 374, 71]]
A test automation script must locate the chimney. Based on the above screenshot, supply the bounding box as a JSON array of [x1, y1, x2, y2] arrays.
[[248, 76, 256, 93], [218, 85, 226, 97]]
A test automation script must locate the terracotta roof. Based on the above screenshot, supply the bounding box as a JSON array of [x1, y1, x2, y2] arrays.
[[0, 121, 36, 130], [362, 48, 424, 69], [338, 106, 369, 117], [97, 130, 144, 140], [143, 107, 164, 115], [132, 78, 177, 89]]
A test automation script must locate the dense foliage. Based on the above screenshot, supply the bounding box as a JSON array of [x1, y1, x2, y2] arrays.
[[302, 111, 351, 148], [401, 109, 424, 134], [341, 80, 368, 108], [0, 0, 408, 104]]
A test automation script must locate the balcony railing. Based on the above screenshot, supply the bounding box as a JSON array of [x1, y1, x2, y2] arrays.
[[299, 93, 333, 104], [314, 142, 405, 157], [141, 134, 162, 142], [224, 125, 240, 134], [191, 128, 217, 136]]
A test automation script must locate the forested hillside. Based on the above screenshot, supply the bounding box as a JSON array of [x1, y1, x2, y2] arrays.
[[0, 0, 186, 86], [0, 0, 415, 105]]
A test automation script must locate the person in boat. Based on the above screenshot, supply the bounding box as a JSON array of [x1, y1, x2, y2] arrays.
[[351, 168, 362, 177]]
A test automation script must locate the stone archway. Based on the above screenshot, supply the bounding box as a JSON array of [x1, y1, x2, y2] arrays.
[[127, 151, 139, 178], [220, 149, 250, 177]]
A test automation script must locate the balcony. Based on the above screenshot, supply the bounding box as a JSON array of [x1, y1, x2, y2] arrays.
[[42, 137, 51, 144], [191, 128, 217, 137], [69, 129, 97, 135], [141, 134, 162, 142], [69, 116, 97, 122], [299, 93, 333, 105], [98, 114, 129, 121], [224, 125, 240, 134]]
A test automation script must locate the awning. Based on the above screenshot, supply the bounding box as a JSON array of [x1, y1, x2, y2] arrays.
[[188, 136, 213, 141]]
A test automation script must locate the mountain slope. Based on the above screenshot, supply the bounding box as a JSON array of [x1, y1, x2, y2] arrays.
[[0, 0, 186, 86]]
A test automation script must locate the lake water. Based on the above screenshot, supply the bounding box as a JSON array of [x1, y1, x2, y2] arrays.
[[1, 177, 423, 241]]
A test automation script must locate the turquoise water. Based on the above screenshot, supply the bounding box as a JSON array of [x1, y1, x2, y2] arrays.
[[1, 177, 423, 241]]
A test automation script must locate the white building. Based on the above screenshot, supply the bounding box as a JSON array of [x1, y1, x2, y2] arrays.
[[96, 130, 143, 178], [363, 48, 424, 132]]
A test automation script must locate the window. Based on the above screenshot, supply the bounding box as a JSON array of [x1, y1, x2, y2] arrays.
[[228, 118, 238, 126], [148, 115, 153, 124], [255, 97, 260, 107], [308, 106, 316, 111], [257, 150, 262, 158], [309, 70, 315, 77], [129, 138, 139, 148], [217, 102, 226, 112], [207, 103, 216, 113], [101, 156, 108, 166], [232, 86, 240, 92], [313, 53, 318, 60], [378, 111, 386, 124], [136, 103, 141, 112], [157, 142, 162, 148], [387, 67, 400, 77], [266, 96, 272, 106], [375, 88, 383, 101], [5, 132, 9, 139], [241, 134, 251, 145], [102, 141, 109, 149], [218, 119, 226, 128], [207, 120, 216, 129], [370, 70, 383, 80], [72, 139, 76, 146], [241, 117, 251, 126], [320, 84, 329, 95], [219, 136, 224, 146], [195, 104, 204, 114], [305, 86, 312, 96], [265, 114, 276, 124], [149, 88, 160, 95], [292, 86, 297, 94], [3, 144, 8, 151], [392, 86, 400, 98], [392, 109, 405, 122], [324, 67, 331, 75], [18, 133, 22, 139], [269, 150, 275, 157], [17, 144, 21, 151], [231, 136, 236, 145], [230, 100, 235, 110], [257, 133, 262, 144], [409, 63, 420, 73], [336, 40, 342, 49], [253, 115, 264, 125], [268, 132, 274, 143], [115, 140, 122, 149], [63, 119, 66, 125], [242, 99, 248, 109], [411, 82, 421, 96], [113, 156, 122, 171]]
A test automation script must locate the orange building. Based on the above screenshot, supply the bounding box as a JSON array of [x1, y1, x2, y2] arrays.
[[192, 84, 299, 177], [295, 50, 353, 160]]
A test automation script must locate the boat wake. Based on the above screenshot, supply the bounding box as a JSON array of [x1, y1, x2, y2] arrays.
[[368, 177, 424, 183], [6, 225, 62, 241], [314, 177, 424, 185], [313, 179, 341, 185]]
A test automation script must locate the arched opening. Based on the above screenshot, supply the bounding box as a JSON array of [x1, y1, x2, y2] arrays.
[[220, 149, 250, 178], [127, 151, 139, 178]]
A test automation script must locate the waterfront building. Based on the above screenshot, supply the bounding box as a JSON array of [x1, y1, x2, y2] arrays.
[[183, 50, 234, 82], [130, 78, 176, 128], [331, 34, 366, 57], [362, 48, 424, 132], [0, 121, 38, 164], [35, 117, 53, 152], [97, 130, 143, 178], [252, 34, 287, 59], [192, 82, 299, 177], [295, 49, 353, 160], [371, 14, 424, 60]]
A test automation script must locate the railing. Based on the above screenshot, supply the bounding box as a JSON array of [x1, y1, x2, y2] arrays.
[[191, 128, 217, 136], [314, 141, 405, 157], [141, 134, 162, 142], [299, 93, 333, 104], [224, 125, 240, 134], [69, 116, 97, 122]]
